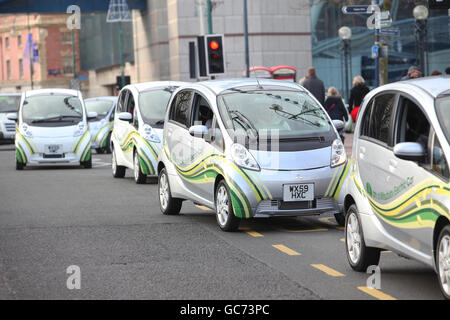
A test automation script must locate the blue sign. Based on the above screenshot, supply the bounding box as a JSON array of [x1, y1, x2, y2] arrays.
[[372, 45, 379, 59], [342, 5, 370, 14], [379, 28, 400, 36]]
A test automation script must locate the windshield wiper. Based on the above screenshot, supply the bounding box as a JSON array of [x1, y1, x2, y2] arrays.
[[31, 115, 81, 123], [230, 110, 259, 140]]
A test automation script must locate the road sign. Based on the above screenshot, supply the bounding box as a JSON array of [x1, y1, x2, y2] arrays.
[[379, 28, 400, 36], [342, 5, 370, 14], [379, 19, 392, 28], [372, 45, 379, 59]]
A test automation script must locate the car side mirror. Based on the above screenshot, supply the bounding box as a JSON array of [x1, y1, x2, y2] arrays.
[[332, 119, 344, 131], [87, 111, 98, 120], [6, 113, 18, 122], [118, 112, 133, 122], [394, 142, 425, 162], [189, 125, 209, 139]]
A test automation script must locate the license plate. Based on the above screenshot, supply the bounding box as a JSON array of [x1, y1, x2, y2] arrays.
[[283, 183, 314, 202], [45, 144, 62, 154]]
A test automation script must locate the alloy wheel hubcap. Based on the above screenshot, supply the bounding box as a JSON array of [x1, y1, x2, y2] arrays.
[[216, 186, 229, 226], [134, 153, 140, 181], [438, 235, 450, 295], [347, 212, 362, 264], [159, 172, 169, 210]]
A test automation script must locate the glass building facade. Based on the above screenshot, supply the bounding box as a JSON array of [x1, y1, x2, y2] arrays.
[[311, 1, 450, 95]]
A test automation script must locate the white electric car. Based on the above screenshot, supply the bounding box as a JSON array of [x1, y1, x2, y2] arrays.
[[8, 88, 96, 170], [111, 81, 186, 183], [85, 96, 117, 154]]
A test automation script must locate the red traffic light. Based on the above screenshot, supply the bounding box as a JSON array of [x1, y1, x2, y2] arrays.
[[209, 41, 220, 50]]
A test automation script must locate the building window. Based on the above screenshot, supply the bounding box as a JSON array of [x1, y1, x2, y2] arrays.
[[17, 35, 22, 47], [5, 37, 9, 49], [6, 60, 11, 79], [62, 56, 73, 75], [19, 59, 23, 78], [61, 30, 72, 44]]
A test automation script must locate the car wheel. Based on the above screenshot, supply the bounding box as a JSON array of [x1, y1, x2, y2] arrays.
[[112, 147, 126, 178], [104, 133, 112, 154], [334, 212, 345, 226], [437, 225, 450, 300], [215, 180, 240, 232], [345, 204, 380, 271], [134, 151, 147, 184], [81, 156, 92, 169], [16, 158, 24, 170], [158, 167, 182, 215]]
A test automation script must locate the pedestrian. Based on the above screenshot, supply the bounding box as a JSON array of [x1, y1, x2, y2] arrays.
[[401, 66, 421, 80], [299, 66, 325, 106], [324, 87, 348, 142], [348, 75, 370, 115], [432, 70, 442, 76], [445, 67, 450, 75]]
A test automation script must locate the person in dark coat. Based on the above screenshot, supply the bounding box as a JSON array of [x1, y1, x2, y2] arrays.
[[324, 87, 348, 142], [324, 87, 348, 122], [348, 75, 370, 113], [299, 67, 325, 106]]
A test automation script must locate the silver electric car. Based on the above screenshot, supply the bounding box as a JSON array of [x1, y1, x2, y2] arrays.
[[343, 76, 450, 299], [157, 79, 349, 231]]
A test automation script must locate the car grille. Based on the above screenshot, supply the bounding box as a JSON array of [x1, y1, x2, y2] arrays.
[[43, 154, 65, 159], [4, 123, 15, 132]]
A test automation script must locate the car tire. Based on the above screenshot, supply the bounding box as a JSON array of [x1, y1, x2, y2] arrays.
[[345, 204, 380, 272], [334, 212, 345, 226], [81, 157, 92, 169], [215, 180, 240, 232], [112, 147, 126, 178], [104, 133, 112, 154], [436, 224, 450, 300], [96, 148, 104, 154], [134, 150, 147, 184], [16, 159, 24, 170], [158, 168, 182, 215]]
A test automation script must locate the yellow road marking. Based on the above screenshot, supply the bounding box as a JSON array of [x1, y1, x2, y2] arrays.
[[272, 244, 301, 256], [357, 286, 397, 300], [246, 230, 263, 237], [335, 226, 345, 230], [275, 227, 328, 233], [340, 238, 345, 242], [311, 264, 345, 277], [382, 250, 392, 253]]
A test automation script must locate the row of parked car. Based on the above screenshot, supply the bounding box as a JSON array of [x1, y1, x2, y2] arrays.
[[3, 76, 450, 299]]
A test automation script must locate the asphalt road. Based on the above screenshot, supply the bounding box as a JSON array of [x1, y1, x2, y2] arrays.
[[0, 138, 444, 300]]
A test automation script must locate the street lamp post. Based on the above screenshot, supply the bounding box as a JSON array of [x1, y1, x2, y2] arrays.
[[413, 5, 429, 76], [339, 26, 352, 102]]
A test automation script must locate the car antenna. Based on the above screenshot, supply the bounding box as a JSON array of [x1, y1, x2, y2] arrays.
[[255, 77, 263, 90]]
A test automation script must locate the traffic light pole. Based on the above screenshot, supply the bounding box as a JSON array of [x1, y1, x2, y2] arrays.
[[244, 0, 250, 78], [119, 21, 125, 89], [207, 0, 213, 34]]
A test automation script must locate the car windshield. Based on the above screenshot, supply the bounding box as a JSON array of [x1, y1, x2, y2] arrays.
[[436, 96, 450, 143], [217, 89, 331, 139], [0, 95, 21, 113], [22, 94, 83, 125], [139, 88, 174, 126], [85, 100, 114, 118]]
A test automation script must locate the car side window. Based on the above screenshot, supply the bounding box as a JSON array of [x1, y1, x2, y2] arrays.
[[360, 93, 396, 145], [191, 94, 213, 129], [431, 134, 449, 179], [394, 97, 430, 163], [117, 90, 127, 113], [211, 116, 225, 152], [169, 90, 193, 127]]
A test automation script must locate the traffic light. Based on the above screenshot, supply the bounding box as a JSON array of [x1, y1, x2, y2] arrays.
[[205, 34, 225, 75], [429, 0, 450, 9]]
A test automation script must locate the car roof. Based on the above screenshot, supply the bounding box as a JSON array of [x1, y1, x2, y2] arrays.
[[195, 78, 303, 95], [24, 88, 81, 98], [129, 81, 189, 93], [382, 75, 450, 98], [0, 93, 21, 97], [85, 96, 118, 102]]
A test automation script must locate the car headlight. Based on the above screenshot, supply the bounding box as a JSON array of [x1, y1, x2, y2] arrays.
[[74, 122, 87, 137], [331, 139, 347, 168], [230, 143, 260, 171], [20, 123, 33, 138], [141, 124, 160, 143]]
